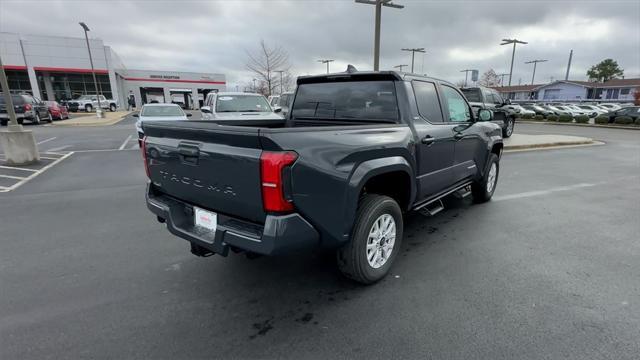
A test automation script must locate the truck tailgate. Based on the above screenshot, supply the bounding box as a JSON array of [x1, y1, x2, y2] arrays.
[[143, 122, 266, 224]]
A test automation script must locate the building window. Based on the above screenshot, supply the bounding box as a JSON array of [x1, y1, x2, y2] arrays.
[[35, 72, 112, 101], [543, 89, 560, 100], [5, 70, 31, 94], [620, 88, 630, 95]]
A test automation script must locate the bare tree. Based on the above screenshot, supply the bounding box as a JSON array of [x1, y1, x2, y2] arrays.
[[246, 40, 291, 96], [478, 69, 500, 87]]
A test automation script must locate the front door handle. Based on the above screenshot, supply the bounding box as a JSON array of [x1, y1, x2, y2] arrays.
[[453, 132, 465, 140], [421, 135, 435, 145]]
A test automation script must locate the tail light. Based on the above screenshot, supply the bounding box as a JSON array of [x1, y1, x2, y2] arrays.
[[260, 151, 298, 213], [141, 136, 150, 178], [23, 103, 32, 111]]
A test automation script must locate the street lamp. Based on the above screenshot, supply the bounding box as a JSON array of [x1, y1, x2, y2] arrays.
[[524, 59, 548, 85], [252, 78, 257, 92], [500, 38, 527, 86], [394, 64, 408, 72], [79, 22, 104, 118], [355, 0, 404, 71], [401, 47, 425, 73], [497, 73, 509, 87], [317, 59, 334, 74], [274, 70, 285, 94]]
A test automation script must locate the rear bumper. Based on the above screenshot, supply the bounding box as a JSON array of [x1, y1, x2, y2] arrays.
[[146, 184, 319, 256]]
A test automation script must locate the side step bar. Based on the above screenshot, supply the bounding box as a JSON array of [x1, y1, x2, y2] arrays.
[[418, 199, 444, 216], [413, 181, 473, 216]]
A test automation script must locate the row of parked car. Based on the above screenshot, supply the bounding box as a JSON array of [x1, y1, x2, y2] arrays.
[[505, 102, 639, 123], [0, 93, 70, 126]]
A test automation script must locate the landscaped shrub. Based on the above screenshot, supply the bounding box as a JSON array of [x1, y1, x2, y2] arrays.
[[534, 114, 544, 121], [546, 114, 559, 122], [594, 116, 609, 124], [614, 116, 634, 125], [558, 114, 573, 122], [574, 115, 589, 124], [521, 113, 534, 120]]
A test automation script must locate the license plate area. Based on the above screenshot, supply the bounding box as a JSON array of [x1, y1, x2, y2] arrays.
[[194, 207, 217, 233]]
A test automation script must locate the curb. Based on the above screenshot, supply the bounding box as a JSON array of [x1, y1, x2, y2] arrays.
[[52, 112, 131, 127], [517, 120, 640, 130], [504, 139, 594, 151]]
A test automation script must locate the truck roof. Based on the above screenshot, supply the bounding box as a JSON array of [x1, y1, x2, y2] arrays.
[[297, 70, 454, 87]]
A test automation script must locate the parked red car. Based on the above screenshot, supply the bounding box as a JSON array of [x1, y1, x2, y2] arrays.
[[45, 101, 69, 120]]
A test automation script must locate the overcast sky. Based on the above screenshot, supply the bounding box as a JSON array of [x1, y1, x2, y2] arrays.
[[1, 0, 639, 88]]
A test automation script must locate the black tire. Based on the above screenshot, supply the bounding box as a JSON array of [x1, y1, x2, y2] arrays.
[[337, 194, 403, 284], [0, 119, 6, 126], [502, 117, 515, 138], [85, 104, 93, 112], [472, 153, 499, 203], [109, 104, 116, 112], [47, 112, 53, 123], [33, 112, 41, 125], [18, 118, 24, 125]]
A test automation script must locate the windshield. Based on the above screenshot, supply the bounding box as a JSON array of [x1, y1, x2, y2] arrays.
[[215, 95, 271, 112], [291, 80, 398, 122], [141, 105, 185, 117], [460, 88, 482, 102]]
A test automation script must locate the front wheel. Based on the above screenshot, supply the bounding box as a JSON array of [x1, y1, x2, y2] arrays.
[[502, 117, 515, 138], [85, 104, 93, 112], [337, 194, 403, 284], [472, 153, 499, 203], [109, 104, 116, 112]]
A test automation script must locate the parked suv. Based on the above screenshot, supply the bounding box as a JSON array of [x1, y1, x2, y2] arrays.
[[0, 94, 52, 126], [142, 71, 503, 284], [460, 86, 517, 137], [200, 92, 283, 121], [67, 95, 117, 112]]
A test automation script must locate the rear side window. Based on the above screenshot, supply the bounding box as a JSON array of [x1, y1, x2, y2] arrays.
[[291, 81, 399, 122], [441, 86, 471, 122], [412, 81, 443, 123]]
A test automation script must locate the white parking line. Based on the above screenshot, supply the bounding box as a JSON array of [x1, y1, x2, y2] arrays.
[[119, 135, 132, 150], [0, 174, 26, 180], [36, 137, 57, 145], [46, 145, 72, 152], [39, 156, 61, 160], [0, 165, 38, 172], [0, 152, 74, 193]]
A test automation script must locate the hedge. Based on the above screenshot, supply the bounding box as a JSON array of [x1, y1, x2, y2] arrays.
[[546, 114, 559, 122], [614, 116, 634, 125], [558, 114, 573, 123], [521, 113, 534, 119], [594, 116, 609, 124], [574, 115, 589, 124], [534, 114, 545, 121]]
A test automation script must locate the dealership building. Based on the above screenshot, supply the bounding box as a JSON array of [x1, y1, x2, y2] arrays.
[[0, 32, 226, 109]]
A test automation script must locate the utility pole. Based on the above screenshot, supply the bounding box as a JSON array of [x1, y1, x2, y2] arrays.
[[274, 70, 285, 94], [401, 48, 425, 73], [0, 55, 40, 164], [500, 38, 527, 86], [460, 69, 473, 87], [317, 59, 334, 74], [394, 64, 408, 72], [525, 59, 548, 85], [355, 0, 404, 71], [565, 49, 573, 80], [79, 22, 104, 118], [497, 73, 509, 87], [252, 78, 257, 92]]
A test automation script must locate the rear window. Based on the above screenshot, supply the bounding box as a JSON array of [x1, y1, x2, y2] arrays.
[[461, 88, 482, 102], [141, 105, 185, 117], [0, 95, 25, 104], [291, 81, 398, 122]]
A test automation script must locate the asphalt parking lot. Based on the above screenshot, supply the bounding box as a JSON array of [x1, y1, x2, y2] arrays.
[[1, 119, 639, 359]]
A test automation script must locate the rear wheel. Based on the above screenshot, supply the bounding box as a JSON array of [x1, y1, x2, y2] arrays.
[[85, 104, 93, 112], [472, 153, 499, 203], [502, 117, 515, 138], [33, 112, 41, 125], [337, 194, 403, 284], [47, 112, 53, 123], [109, 104, 116, 112]]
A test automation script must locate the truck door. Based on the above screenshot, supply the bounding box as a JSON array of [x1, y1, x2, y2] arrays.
[[411, 81, 456, 198], [440, 84, 485, 183]]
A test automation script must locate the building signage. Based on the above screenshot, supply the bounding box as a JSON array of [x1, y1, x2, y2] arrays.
[[149, 75, 181, 80]]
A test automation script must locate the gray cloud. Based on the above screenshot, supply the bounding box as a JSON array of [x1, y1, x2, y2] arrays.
[[1, 0, 638, 87]]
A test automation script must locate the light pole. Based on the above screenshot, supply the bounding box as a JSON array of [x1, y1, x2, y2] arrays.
[[525, 59, 548, 85], [355, 0, 404, 71], [317, 59, 334, 74], [252, 78, 257, 92], [394, 64, 408, 72], [401, 48, 425, 73], [274, 70, 285, 94], [497, 73, 509, 87], [79, 22, 104, 118], [500, 38, 527, 86]]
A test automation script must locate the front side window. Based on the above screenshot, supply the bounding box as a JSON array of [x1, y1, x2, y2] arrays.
[[215, 95, 271, 112], [441, 86, 471, 122], [291, 80, 399, 122], [412, 81, 443, 122]]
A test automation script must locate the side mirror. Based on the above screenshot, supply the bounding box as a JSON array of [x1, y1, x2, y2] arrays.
[[273, 106, 282, 113], [132, 113, 139, 118], [200, 106, 212, 114], [478, 109, 493, 121], [186, 113, 193, 117]]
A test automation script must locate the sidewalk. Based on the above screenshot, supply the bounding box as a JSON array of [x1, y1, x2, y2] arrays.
[[504, 133, 594, 151], [53, 111, 131, 126]]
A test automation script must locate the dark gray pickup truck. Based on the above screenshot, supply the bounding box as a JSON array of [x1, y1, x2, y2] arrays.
[[142, 71, 503, 284]]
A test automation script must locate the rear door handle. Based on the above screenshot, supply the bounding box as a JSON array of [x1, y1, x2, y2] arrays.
[[421, 135, 435, 145]]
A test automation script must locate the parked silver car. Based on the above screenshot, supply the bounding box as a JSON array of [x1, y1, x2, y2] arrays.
[[200, 92, 283, 121]]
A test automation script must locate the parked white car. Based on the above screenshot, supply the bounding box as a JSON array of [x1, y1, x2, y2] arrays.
[[598, 103, 622, 111], [200, 92, 283, 121], [134, 103, 191, 144], [504, 104, 535, 116], [561, 104, 589, 117], [576, 104, 608, 117], [545, 105, 572, 116]]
